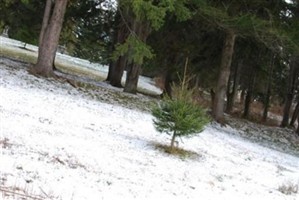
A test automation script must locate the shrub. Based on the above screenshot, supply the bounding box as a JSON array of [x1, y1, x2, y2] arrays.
[[152, 83, 210, 152]]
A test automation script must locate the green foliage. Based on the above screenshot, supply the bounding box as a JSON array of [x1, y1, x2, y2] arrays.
[[0, 0, 44, 44], [113, 35, 154, 65], [152, 83, 210, 148], [126, 0, 192, 30], [114, 0, 193, 67], [132, 0, 167, 30]]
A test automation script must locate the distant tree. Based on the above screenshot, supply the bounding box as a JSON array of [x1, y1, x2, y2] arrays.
[[67, 0, 116, 62], [111, 0, 192, 94], [281, 56, 299, 127], [31, 0, 68, 77], [280, 0, 299, 127], [0, 0, 44, 44], [183, 0, 290, 123]]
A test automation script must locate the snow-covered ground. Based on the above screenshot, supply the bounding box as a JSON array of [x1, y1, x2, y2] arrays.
[[0, 36, 162, 96], [0, 57, 299, 200]]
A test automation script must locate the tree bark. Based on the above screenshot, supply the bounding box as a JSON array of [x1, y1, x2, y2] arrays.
[[262, 55, 274, 121], [281, 57, 298, 127], [123, 63, 141, 94], [38, 0, 52, 46], [162, 69, 173, 98], [212, 30, 236, 123], [123, 19, 151, 94], [107, 10, 128, 87], [243, 68, 256, 119], [170, 131, 176, 153], [109, 55, 128, 87], [240, 89, 246, 105], [226, 65, 234, 112], [32, 0, 68, 77], [290, 101, 299, 127], [226, 60, 242, 113]]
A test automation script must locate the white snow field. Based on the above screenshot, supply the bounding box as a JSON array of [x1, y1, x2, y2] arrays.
[[0, 52, 299, 199]]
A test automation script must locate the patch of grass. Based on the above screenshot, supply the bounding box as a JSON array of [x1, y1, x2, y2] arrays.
[[0, 138, 12, 149], [154, 143, 202, 160], [278, 181, 298, 195], [0, 45, 37, 64]]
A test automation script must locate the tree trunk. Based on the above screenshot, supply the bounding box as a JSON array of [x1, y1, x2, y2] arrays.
[[240, 89, 246, 105], [281, 57, 298, 127], [123, 63, 141, 94], [170, 131, 176, 153], [226, 65, 234, 112], [107, 11, 128, 87], [212, 30, 236, 123], [32, 0, 68, 77], [243, 90, 251, 119], [290, 101, 299, 127], [243, 68, 256, 119], [163, 69, 173, 98], [226, 60, 241, 113], [262, 55, 275, 121], [123, 19, 151, 94], [210, 89, 215, 109], [262, 83, 271, 122], [38, 0, 52, 46], [110, 55, 127, 87]]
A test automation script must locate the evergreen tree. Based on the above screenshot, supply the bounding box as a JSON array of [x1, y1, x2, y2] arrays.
[[152, 68, 210, 152], [111, 0, 192, 94]]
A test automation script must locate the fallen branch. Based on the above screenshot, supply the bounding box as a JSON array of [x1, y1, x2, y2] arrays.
[[0, 186, 44, 200]]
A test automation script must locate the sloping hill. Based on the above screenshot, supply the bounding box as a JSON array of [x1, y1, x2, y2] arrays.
[[0, 56, 298, 200]]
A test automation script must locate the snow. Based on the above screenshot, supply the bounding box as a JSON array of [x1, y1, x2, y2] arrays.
[[0, 59, 299, 200], [0, 36, 162, 96]]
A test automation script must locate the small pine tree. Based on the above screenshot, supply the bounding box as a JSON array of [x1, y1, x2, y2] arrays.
[[152, 71, 210, 152]]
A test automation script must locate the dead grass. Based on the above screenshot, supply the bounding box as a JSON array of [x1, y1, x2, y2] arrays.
[[153, 143, 202, 160], [0, 186, 45, 200], [278, 181, 298, 195], [0, 138, 12, 149]]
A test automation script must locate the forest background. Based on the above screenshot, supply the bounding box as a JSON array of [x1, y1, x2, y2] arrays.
[[1, 0, 299, 132]]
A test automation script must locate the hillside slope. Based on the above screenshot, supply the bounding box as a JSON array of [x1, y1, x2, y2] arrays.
[[0, 57, 299, 200]]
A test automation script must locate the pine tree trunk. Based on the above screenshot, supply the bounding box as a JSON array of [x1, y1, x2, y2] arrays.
[[226, 65, 234, 113], [107, 11, 128, 87], [38, 0, 52, 46], [110, 56, 127, 87], [226, 60, 242, 113], [290, 101, 299, 127], [212, 30, 236, 123], [123, 19, 151, 94], [161, 69, 173, 98], [240, 89, 246, 105], [170, 131, 176, 153], [124, 63, 141, 94], [243, 69, 256, 119], [281, 57, 298, 127], [281, 94, 294, 127], [33, 0, 68, 77], [243, 90, 251, 119], [262, 85, 271, 121], [262, 55, 274, 121]]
